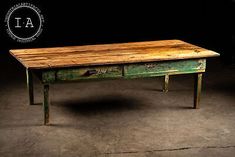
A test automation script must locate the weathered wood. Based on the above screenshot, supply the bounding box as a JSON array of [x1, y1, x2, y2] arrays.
[[124, 59, 206, 78], [57, 65, 122, 81], [38, 59, 205, 83], [194, 73, 202, 109], [163, 75, 169, 93], [43, 84, 50, 125], [42, 71, 56, 83], [10, 40, 219, 69], [26, 69, 34, 105]]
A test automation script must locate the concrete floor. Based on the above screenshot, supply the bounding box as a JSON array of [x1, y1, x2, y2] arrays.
[[0, 57, 235, 157]]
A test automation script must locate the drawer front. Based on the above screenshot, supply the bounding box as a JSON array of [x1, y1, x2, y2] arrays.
[[124, 59, 206, 78], [56, 65, 123, 81]]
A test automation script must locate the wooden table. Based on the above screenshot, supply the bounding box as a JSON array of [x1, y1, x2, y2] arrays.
[[10, 40, 219, 125]]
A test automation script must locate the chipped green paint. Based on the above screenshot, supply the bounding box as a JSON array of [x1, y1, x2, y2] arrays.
[[124, 59, 206, 78], [26, 69, 34, 105], [43, 84, 50, 125], [32, 58, 208, 125], [39, 59, 206, 83], [42, 71, 56, 83], [163, 74, 169, 93], [194, 73, 202, 109], [57, 66, 122, 81]]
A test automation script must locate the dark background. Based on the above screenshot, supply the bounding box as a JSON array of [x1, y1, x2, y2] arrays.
[[0, 0, 232, 64]]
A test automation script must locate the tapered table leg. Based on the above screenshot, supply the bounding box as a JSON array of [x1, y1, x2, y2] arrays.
[[163, 74, 169, 93], [194, 73, 203, 109], [43, 84, 50, 125], [26, 69, 34, 105]]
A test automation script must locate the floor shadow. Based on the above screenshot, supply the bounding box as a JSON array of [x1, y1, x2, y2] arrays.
[[52, 94, 145, 116], [207, 82, 235, 95], [140, 87, 163, 92], [171, 106, 194, 110], [140, 87, 192, 92], [32, 102, 43, 106]]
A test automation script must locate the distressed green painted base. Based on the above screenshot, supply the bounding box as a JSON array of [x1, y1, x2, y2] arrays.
[[26, 69, 34, 105], [43, 84, 50, 125], [194, 73, 203, 109], [124, 59, 205, 78], [29, 59, 206, 125], [163, 75, 169, 93], [40, 59, 206, 83]]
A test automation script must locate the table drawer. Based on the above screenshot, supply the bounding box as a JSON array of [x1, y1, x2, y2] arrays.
[[56, 65, 123, 81], [124, 59, 206, 78]]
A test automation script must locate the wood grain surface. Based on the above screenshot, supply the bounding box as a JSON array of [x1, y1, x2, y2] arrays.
[[10, 40, 220, 69]]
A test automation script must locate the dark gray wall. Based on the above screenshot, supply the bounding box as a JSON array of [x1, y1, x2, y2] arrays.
[[0, 0, 232, 63]]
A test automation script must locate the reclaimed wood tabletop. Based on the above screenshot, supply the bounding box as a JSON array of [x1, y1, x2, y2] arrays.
[[10, 40, 219, 69]]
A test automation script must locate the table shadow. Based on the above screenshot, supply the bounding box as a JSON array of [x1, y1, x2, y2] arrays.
[[52, 94, 145, 116]]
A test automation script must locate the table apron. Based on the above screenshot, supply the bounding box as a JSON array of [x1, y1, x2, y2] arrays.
[[124, 58, 206, 78], [39, 59, 206, 83]]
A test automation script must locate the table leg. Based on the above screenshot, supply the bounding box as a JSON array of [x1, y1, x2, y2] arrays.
[[194, 73, 202, 109], [26, 69, 34, 105], [43, 84, 50, 125], [163, 74, 169, 93]]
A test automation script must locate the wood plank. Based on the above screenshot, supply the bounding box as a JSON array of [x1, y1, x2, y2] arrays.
[[10, 40, 219, 69]]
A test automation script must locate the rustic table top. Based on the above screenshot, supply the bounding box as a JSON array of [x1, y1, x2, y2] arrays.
[[10, 40, 219, 69]]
